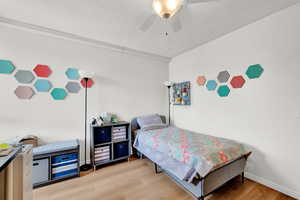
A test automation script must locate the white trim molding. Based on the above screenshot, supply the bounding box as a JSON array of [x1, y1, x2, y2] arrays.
[[245, 172, 300, 199], [0, 16, 171, 63]]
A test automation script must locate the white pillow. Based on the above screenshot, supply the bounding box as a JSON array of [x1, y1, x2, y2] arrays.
[[141, 124, 168, 131], [137, 114, 163, 128]]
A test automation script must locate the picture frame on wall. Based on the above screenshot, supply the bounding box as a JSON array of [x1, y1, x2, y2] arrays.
[[172, 81, 191, 105]]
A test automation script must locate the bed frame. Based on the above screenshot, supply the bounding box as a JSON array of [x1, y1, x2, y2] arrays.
[[131, 116, 250, 200]]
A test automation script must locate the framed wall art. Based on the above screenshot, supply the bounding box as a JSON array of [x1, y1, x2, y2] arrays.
[[172, 81, 191, 105]]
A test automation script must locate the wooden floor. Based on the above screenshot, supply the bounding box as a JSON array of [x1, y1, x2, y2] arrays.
[[34, 159, 295, 200]]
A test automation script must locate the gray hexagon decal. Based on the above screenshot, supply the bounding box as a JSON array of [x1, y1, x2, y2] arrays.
[[14, 86, 35, 99], [217, 70, 230, 83], [14, 70, 35, 84], [65, 82, 81, 93]]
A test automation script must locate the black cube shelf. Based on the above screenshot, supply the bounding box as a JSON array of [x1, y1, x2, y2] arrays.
[[90, 121, 131, 169]]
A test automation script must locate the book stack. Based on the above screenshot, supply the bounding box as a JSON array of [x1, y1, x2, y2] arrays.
[[112, 126, 127, 141], [0, 143, 13, 157], [94, 146, 110, 163]]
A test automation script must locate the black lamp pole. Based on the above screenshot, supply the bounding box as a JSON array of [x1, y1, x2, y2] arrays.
[[80, 77, 93, 172], [168, 85, 171, 125]]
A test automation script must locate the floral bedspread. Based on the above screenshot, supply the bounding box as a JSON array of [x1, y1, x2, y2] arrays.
[[134, 126, 248, 182]]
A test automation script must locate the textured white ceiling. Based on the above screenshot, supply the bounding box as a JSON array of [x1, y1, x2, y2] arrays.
[[0, 0, 299, 58]]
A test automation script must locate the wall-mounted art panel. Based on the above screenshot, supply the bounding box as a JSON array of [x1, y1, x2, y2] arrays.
[[33, 64, 52, 77], [51, 88, 68, 100], [14, 86, 35, 99], [66, 82, 81, 93], [246, 64, 264, 79], [230, 76, 246, 88], [217, 85, 230, 97], [14, 70, 35, 84], [65, 68, 80, 80], [197, 76, 206, 86], [80, 78, 94, 88], [34, 79, 52, 92], [206, 80, 217, 91], [217, 70, 230, 83], [172, 81, 191, 105], [0, 60, 15, 74]]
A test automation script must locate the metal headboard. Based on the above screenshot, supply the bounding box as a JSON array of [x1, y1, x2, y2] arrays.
[[130, 115, 166, 131]]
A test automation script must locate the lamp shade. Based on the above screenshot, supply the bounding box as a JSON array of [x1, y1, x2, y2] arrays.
[[79, 70, 95, 78], [153, 0, 183, 19]]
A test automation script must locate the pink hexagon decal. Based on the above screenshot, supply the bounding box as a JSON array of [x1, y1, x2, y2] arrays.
[[33, 64, 52, 77], [14, 86, 35, 99], [230, 76, 246, 88], [197, 76, 206, 86]]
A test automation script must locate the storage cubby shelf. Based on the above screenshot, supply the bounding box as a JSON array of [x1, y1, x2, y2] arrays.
[[90, 121, 131, 169]]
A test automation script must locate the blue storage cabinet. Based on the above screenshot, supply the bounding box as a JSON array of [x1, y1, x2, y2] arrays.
[[33, 140, 80, 188]]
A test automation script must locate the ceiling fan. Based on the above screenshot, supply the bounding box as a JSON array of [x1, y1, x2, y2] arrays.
[[139, 0, 217, 33]]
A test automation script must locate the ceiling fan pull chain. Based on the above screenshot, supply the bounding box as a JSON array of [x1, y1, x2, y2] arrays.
[[165, 18, 169, 36]]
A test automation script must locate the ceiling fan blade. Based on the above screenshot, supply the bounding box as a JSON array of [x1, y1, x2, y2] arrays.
[[171, 17, 182, 32], [188, 0, 217, 4], [139, 14, 157, 32]]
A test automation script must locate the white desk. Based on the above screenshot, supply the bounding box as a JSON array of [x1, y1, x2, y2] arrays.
[[0, 146, 32, 200]]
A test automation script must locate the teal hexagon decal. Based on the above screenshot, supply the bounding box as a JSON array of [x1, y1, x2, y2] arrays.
[[0, 60, 15, 74], [246, 64, 264, 79], [65, 68, 80, 80], [217, 85, 230, 97], [34, 79, 52, 92], [51, 88, 67, 100], [206, 80, 217, 91]]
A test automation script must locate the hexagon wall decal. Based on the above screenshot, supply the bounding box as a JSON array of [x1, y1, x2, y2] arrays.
[[230, 76, 246, 88], [217, 85, 230, 97], [33, 64, 52, 77], [51, 88, 68, 100], [246, 64, 264, 79], [0, 60, 15, 74], [217, 70, 230, 83], [14, 70, 35, 84], [34, 79, 52, 92], [14, 86, 35, 99], [66, 82, 81, 93], [206, 80, 217, 91], [81, 78, 94, 88], [197, 76, 206, 86], [65, 68, 80, 80]]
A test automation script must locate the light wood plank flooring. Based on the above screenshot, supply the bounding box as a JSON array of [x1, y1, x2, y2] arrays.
[[34, 159, 295, 200]]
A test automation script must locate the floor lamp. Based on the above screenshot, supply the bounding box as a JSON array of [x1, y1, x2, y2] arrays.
[[79, 70, 94, 172], [164, 81, 174, 125]]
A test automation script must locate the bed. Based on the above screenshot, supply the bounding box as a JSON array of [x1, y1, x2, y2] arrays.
[[131, 115, 251, 200]]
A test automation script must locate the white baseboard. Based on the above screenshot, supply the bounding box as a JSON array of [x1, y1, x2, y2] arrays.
[[245, 172, 300, 199]]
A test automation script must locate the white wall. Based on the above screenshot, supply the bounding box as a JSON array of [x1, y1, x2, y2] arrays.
[[0, 24, 168, 161], [170, 3, 300, 199]]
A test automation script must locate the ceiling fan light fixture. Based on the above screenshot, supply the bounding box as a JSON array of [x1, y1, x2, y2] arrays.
[[152, 0, 182, 19]]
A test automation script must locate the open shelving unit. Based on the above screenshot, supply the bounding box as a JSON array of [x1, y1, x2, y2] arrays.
[[90, 121, 131, 169]]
